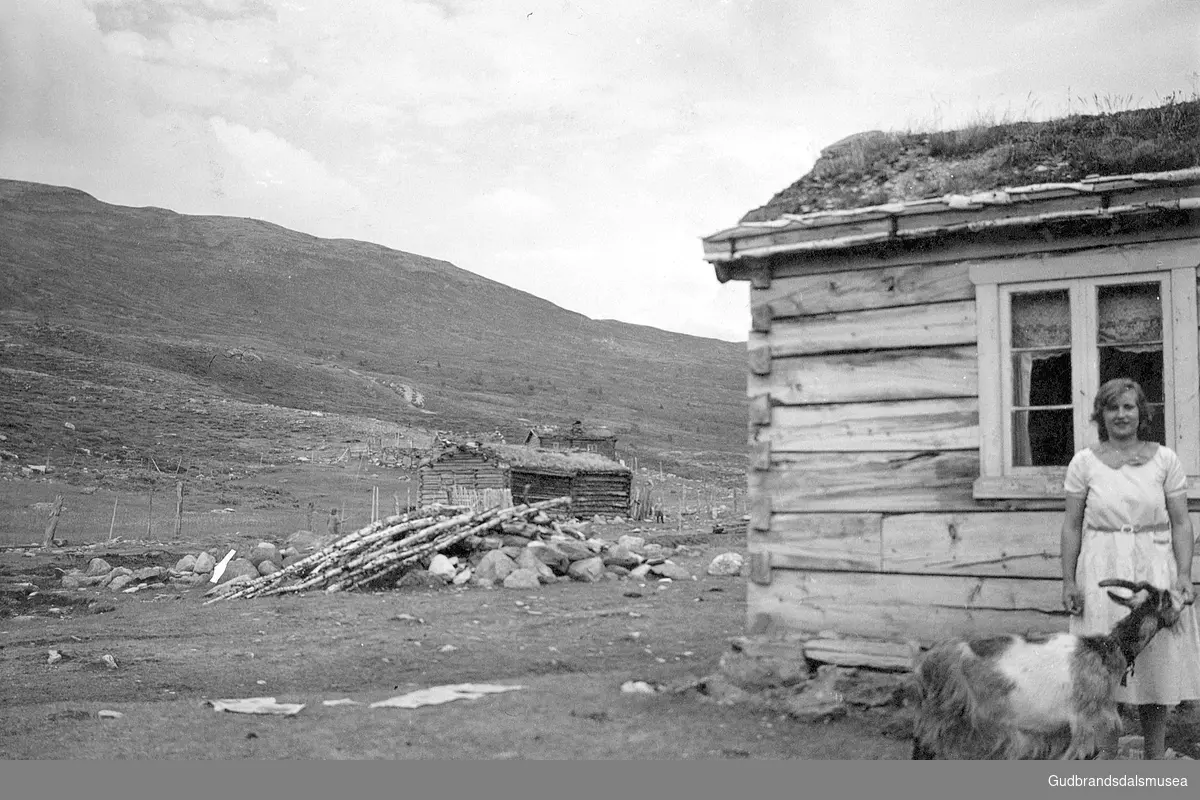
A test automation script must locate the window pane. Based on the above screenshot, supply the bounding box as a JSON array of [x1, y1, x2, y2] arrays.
[[1011, 289, 1070, 348], [1098, 283, 1162, 344], [1011, 351, 1072, 406], [1012, 409, 1074, 466], [1099, 345, 1164, 403]]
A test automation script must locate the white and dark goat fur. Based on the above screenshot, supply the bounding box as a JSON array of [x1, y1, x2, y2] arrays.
[[910, 579, 1186, 760]]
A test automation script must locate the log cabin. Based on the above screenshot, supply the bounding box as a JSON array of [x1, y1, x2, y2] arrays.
[[524, 421, 619, 461], [418, 441, 632, 518], [700, 104, 1200, 649]]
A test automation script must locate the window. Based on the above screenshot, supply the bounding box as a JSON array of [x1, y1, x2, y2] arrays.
[[971, 242, 1200, 499]]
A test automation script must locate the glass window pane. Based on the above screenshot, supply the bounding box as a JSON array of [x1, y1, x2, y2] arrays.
[[1012, 409, 1074, 466], [1097, 283, 1162, 344], [1099, 345, 1164, 404], [1011, 289, 1070, 348], [1011, 351, 1072, 407]]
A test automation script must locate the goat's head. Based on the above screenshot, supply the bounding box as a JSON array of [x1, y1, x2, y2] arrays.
[[1099, 579, 1188, 663]]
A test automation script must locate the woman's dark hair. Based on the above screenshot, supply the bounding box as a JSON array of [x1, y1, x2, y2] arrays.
[[1091, 378, 1153, 441]]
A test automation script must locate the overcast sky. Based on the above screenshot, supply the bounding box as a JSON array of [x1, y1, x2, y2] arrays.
[[2, 1, 1197, 341]]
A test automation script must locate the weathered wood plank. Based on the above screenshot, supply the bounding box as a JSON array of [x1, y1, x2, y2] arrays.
[[748, 347, 977, 405], [802, 637, 919, 671], [1172, 267, 1200, 474], [763, 399, 978, 452], [749, 512, 883, 572], [882, 512, 1062, 578], [750, 451, 980, 512], [767, 300, 976, 356], [747, 570, 1068, 643], [751, 262, 974, 318]]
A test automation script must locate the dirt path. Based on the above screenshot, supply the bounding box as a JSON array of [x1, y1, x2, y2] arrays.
[[0, 543, 909, 759]]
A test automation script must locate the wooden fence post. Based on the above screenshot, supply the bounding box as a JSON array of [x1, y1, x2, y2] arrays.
[[146, 489, 153, 539], [306, 502, 314, 530], [42, 494, 64, 547], [173, 481, 184, 538], [108, 497, 119, 543]]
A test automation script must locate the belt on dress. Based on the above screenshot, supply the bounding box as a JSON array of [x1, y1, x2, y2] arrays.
[[1087, 523, 1172, 533]]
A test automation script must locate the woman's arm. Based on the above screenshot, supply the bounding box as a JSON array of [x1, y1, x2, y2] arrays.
[[1166, 492, 1196, 605], [1061, 493, 1086, 614]]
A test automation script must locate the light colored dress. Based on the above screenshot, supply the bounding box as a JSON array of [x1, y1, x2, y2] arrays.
[[1064, 444, 1200, 705]]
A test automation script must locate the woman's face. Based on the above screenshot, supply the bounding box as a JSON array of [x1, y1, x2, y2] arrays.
[[1102, 390, 1140, 440]]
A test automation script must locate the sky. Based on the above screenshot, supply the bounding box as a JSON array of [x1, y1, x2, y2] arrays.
[[2, 1, 1197, 342]]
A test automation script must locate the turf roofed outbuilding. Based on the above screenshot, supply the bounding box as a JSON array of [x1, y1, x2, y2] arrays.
[[701, 100, 1200, 647], [418, 441, 632, 518], [523, 421, 619, 461]]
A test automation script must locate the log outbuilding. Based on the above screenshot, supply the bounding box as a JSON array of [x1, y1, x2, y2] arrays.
[[524, 421, 619, 461], [418, 442, 631, 518], [701, 104, 1200, 646]]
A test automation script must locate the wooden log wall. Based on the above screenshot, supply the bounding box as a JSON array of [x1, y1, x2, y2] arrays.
[[510, 469, 572, 506], [744, 258, 1200, 645], [418, 455, 508, 506], [570, 472, 633, 517]]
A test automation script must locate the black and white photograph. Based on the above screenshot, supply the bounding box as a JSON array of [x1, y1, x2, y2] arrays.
[[2, 0, 1199, 782]]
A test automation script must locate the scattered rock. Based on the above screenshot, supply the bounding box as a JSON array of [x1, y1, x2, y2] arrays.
[[649, 561, 690, 581], [616, 535, 645, 551], [642, 543, 667, 559], [248, 542, 280, 568], [602, 544, 642, 569], [216, 559, 258, 585], [567, 556, 605, 582], [550, 538, 594, 562], [100, 654, 118, 670], [605, 564, 631, 577], [108, 575, 135, 592], [427, 554, 458, 581], [257, 560, 279, 576], [132, 566, 165, 582], [452, 567, 472, 586], [47, 649, 62, 665], [503, 569, 542, 590], [193, 552, 216, 574], [707, 552, 744, 576], [784, 665, 849, 723], [515, 548, 557, 584], [629, 564, 653, 579], [474, 551, 518, 583], [60, 573, 85, 589], [174, 554, 197, 573], [621, 680, 659, 695], [204, 574, 254, 596], [85, 558, 112, 577], [526, 542, 570, 575]]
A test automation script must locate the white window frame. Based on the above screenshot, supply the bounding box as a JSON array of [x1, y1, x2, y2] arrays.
[[971, 241, 1200, 500]]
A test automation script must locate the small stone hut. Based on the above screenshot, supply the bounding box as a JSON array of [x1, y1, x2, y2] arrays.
[[524, 421, 618, 461], [700, 102, 1200, 648], [418, 442, 632, 517]]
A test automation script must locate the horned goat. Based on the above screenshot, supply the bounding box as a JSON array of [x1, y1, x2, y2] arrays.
[[910, 579, 1186, 760]]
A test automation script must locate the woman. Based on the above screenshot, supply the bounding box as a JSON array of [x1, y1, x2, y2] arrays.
[[1061, 377, 1200, 759]]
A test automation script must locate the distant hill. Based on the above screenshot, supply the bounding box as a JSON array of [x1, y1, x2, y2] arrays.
[[0, 179, 747, 482]]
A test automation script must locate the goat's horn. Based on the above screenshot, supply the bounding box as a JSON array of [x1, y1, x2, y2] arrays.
[[1097, 579, 1155, 592]]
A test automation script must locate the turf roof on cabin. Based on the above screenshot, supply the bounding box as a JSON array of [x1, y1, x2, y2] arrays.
[[740, 99, 1200, 223]]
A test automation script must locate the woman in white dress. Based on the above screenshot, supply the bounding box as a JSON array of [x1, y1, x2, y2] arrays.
[[1061, 378, 1200, 758]]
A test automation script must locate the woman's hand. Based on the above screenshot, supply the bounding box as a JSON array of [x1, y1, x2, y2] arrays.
[[1173, 573, 1196, 607], [1063, 581, 1084, 615]]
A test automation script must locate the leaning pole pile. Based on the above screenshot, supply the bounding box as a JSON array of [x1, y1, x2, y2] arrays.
[[207, 497, 572, 603]]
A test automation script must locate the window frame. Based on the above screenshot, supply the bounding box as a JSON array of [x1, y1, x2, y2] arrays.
[[971, 241, 1200, 500]]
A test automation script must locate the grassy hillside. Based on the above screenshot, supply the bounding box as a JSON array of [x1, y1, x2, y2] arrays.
[[0, 179, 747, 492]]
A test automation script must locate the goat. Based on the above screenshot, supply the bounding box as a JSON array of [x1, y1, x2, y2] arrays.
[[909, 579, 1186, 760]]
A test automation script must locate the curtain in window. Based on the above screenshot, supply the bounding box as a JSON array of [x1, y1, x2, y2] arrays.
[[1098, 284, 1162, 344], [1011, 291, 1070, 465]]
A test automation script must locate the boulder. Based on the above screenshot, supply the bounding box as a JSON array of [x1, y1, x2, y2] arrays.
[[216, 558, 259, 585], [452, 567, 473, 586], [61, 573, 84, 589], [629, 564, 653, 579], [473, 551, 517, 583], [174, 554, 197, 573], [285, 529, 336, 553], [108, 574, 134, 592], [427, 554, 458, 582], [480, 535, 504, 550], [550, 537, 594, 562], [585, 538, 607, 553], [650, 561, 691, 581], [516, 548, 557, 584], [605, 564, 631, 577], [248, 542, 280, 568], [132, 566, 165, 582], [257, 560, 280, 576], [193, 552, 216, 574], [501, 535, 531, 548], [616, 535, 645, 552], [707, 552, 745, 577], [281, 551, 305, 568], [526, 542, 570, 575], [503, 569, 542, 590], [642, 543, 667, 559], [498, 546, 525, 560], [85, 558, 112, 577], [100, 567, 133, 587], [602, 545, 642, 569], [567, 556, 605, 582]]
